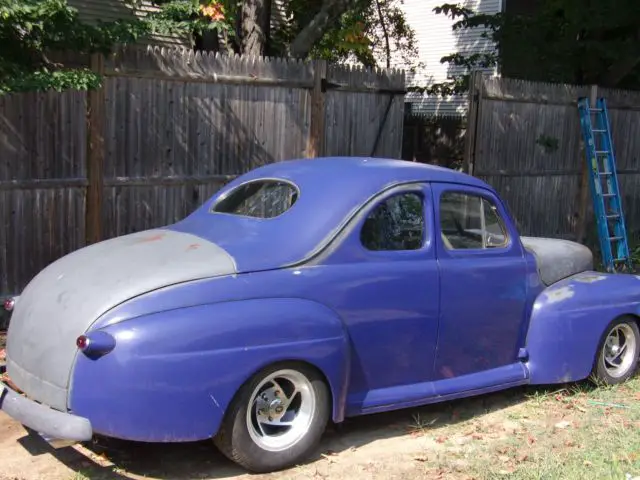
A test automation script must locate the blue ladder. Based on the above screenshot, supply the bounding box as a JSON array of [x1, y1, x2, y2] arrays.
[[577, 97, 632, 273]]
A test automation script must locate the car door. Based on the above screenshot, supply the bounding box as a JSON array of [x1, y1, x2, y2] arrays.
[[321, 183, 440, 410], [432, 182, 528, 380]]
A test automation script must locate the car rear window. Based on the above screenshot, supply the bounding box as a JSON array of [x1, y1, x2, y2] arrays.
[[212, 179, 299, 219]]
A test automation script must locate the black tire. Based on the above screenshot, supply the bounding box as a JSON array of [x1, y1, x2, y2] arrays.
[[214, 362, 331, 473], [592, 316, 640, 385]]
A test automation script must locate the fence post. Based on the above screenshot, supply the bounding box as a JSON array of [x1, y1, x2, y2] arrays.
[[463, 70, 482, 175], [575, 84, 598, 243], [307, 60, 327, 158], [86, 53, 105, 245]]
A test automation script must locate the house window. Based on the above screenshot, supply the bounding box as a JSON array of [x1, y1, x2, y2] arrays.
[[440, 192, 508, 250], [361, 193, 425, 251]]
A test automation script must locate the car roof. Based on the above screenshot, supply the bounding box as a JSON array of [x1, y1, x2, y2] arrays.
[[242, 156, 491, 191], [174, 157, 496, 272]]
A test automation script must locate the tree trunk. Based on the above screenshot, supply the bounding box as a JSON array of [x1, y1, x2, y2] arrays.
[[288, 0, 358, 58], [375, 0, 391, 68], [240, 0, 272, 57]]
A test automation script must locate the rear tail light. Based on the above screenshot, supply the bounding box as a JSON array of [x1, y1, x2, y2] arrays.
[[76, 335, 91, 350], [3, 297, 16, 312], [76, 331, 116, 359]]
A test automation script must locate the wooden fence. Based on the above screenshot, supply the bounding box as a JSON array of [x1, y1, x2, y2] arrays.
[[465, 73, 640, 245], [0, 47, 406, 296]]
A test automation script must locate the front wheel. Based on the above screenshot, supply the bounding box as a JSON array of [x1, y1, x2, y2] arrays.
[[592, 317, 640, 385], [214, 363, 330, 473]]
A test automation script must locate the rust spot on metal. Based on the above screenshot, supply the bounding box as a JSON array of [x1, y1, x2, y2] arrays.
[[186, 243, 200, 251], [136, 233, 166, 244]]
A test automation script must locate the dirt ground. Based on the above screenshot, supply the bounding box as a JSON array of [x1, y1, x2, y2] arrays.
[[1, 326, 639, 480], [0, 387, 526, 480], [2, 380, 640, 480]]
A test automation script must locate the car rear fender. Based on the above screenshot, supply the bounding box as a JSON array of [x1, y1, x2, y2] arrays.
[[524, 272, 640, 384], [68, 298, 349, 442]]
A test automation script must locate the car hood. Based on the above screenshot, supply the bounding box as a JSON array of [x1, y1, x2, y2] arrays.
[[6, 229, 236, 410], [521, 236, 593, 286]]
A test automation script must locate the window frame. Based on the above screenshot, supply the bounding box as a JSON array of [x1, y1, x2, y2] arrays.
[[436, 187, 513, 256], [209, 177, 300, 220]]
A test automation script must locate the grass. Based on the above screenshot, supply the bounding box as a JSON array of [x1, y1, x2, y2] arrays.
[[417, 378, 640, 480]]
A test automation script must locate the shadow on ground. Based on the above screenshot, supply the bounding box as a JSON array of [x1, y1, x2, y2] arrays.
[[17, 383, 592, 480], [11, 380, 602, 480]]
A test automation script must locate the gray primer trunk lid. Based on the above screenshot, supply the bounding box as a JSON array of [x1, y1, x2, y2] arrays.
[[6, 229, 236, 411]]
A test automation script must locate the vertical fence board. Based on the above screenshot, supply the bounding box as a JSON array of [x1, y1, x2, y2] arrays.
[[0, 91, 87, 295]]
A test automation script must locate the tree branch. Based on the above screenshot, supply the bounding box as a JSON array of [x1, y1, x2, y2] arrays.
[[288, 0, 358, 58]]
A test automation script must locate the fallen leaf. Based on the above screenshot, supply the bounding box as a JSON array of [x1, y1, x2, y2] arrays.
[[518, 454, 529, 462], [435, 436, 447, 444], [472, 433, 483, 440], [414, 456, 428, 462]]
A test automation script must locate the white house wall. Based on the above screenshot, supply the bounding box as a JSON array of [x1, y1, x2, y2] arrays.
[[399, 0, 502, 115]]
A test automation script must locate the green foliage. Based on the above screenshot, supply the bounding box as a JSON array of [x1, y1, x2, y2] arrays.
[[0, 0, 418, 94], [423, 0, 640, 97], [0, 0, 149, 93], [268, 0, 419, 69], [140, 0, 232, 37]]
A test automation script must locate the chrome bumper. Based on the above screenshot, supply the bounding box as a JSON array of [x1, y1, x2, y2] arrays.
[[0, 377, 92, 448]]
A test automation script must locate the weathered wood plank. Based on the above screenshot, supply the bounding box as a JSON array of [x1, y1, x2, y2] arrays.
[[0, 50, 406, 295]]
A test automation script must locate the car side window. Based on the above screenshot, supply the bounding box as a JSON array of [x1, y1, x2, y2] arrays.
[[360, 193, 425, 251], [439, 192, 508, 250]]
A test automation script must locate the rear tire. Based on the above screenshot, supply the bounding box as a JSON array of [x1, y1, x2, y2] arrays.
[[214, 362, 330, 473], [592, 317, 640, 385]]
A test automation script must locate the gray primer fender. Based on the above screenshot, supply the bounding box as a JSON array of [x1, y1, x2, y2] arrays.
[[6, 229, 236, 411], [521, 236, 593, 286]]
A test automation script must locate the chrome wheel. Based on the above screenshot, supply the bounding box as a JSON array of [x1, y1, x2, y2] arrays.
[[246, 369, 316, 452], [602, 323, 638, 378]]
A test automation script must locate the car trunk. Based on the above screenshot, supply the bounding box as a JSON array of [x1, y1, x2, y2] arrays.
[[5, 229, 236, 411]]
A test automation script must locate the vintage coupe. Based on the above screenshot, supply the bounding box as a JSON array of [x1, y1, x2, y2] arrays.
[[2, 157, 640, 473]]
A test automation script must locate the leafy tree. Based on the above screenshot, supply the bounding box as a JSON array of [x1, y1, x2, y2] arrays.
[[0, 0, 149, 93], [421, 0, 640, 97], [0, 0, 419, 94], [144, 0, 419, 69]]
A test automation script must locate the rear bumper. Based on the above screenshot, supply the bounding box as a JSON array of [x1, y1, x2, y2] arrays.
[[0, 378, 93, 448]]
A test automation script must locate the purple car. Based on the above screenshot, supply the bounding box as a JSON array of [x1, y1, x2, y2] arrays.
[[1, 157, 639, 472]]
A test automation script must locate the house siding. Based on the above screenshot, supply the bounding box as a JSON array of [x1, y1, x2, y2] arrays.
[[67, 0, 190, 47], [398, 0, 502, 115]]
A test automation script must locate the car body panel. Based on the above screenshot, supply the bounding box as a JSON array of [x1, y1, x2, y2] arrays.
[[69, 298, 349, 441], [525, 271, 640, 384]]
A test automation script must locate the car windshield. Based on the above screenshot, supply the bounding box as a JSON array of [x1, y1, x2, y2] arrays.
[[212, 179, 299, 219]]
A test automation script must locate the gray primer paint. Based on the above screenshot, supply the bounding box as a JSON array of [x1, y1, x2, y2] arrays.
[[6, 229, 237, 411], [521, 236, 593, 286]]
